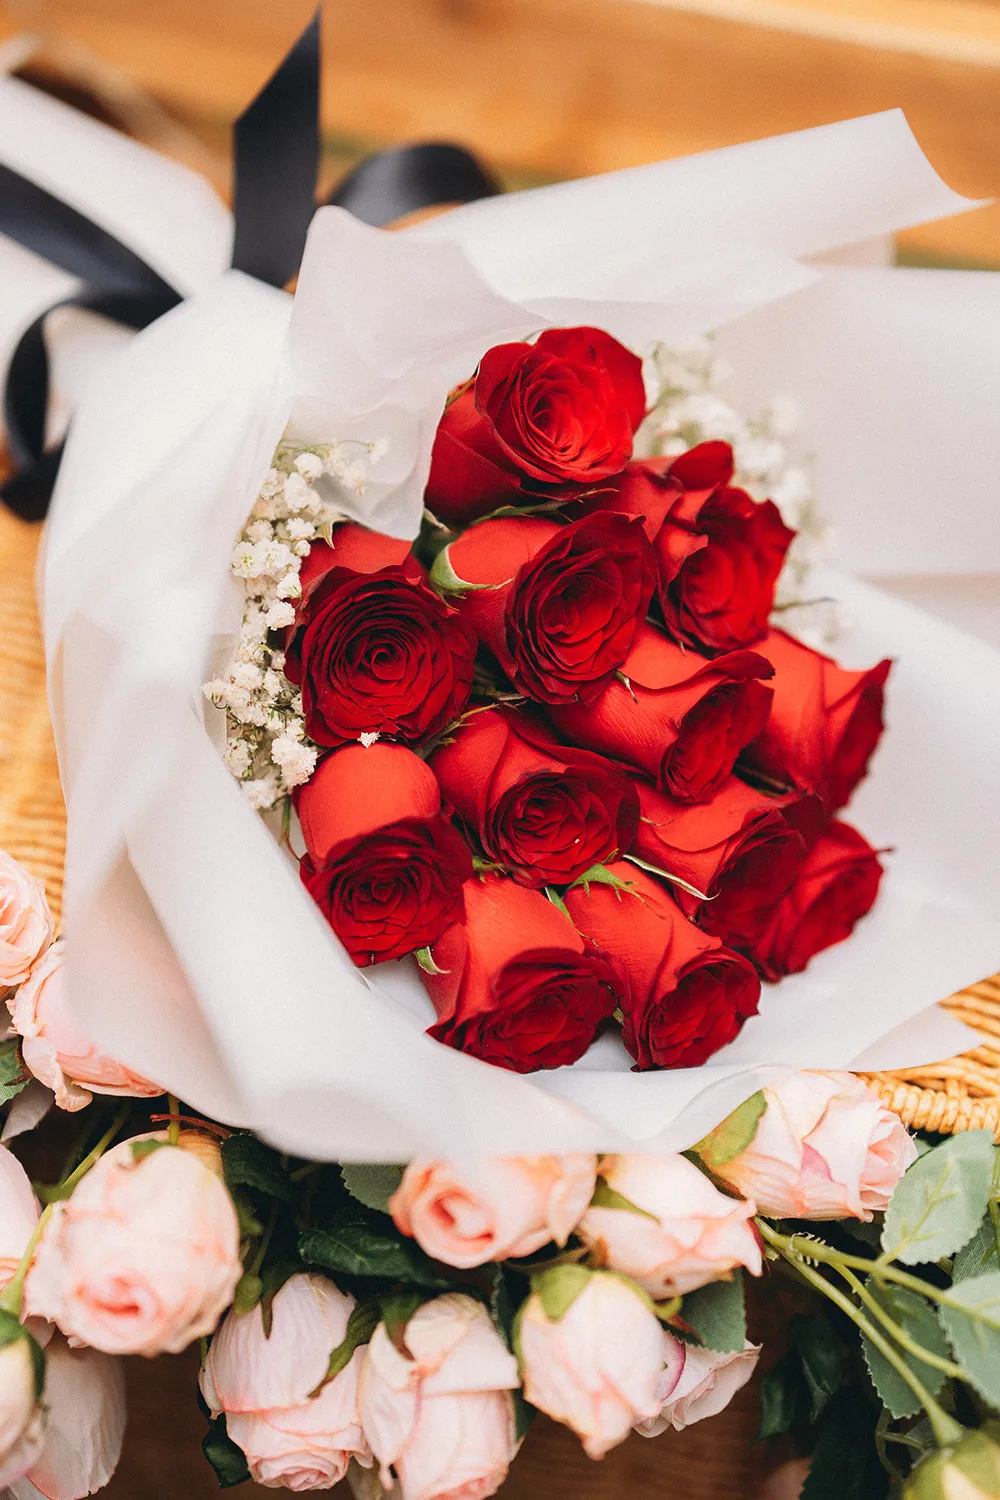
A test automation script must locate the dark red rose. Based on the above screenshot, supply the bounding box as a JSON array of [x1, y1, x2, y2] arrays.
[[430, 705, 639, 888], [443, 511, 657, 705], [422, 873, 625, 1072], [739, 628, 891, 812], [578, 442, 795, 654], [296, 742, 473, 967], [565, 862, 760, 1069], [284, 533, 476, 749], [749, 821, 884, 980], [425, 326, 646, 527], [632, 776, 824, 951], [547, 621, 774, 801]]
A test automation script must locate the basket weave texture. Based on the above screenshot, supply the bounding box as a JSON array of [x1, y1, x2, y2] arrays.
[[1, 503, 997, 1136]]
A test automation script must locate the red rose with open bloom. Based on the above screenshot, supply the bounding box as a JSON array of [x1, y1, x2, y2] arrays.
[[739, 629, 891, 812], [749, 821, 884, 980], [425, 326, 646, 526], [547, 622, 774, 802], [430, 706, 639, 888], [284, 529, 476, 749], [565, 863, 760, 1069], [632, 777, 824, 951], [421, 873, 625, 1072], [297, 743, 473, 966], [443, 512, 656, 706]]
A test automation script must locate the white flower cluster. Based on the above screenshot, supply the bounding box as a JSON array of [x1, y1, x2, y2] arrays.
[[640, 338, 841, 647], [203, 438, 386, 810]]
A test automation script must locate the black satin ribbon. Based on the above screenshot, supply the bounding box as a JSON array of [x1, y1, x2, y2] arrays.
[[0, 7, 499, 520]]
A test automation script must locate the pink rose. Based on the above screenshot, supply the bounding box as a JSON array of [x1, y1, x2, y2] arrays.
[[389, 1156, 598, 1269], [358, 1293, 519, 1500], [202, 1273, 371, 1492], [0, 853, 53, 991], [25, 1132, 241, 1355], [634, 1333, 761, 1436], [15, 1336, 126, 1500], [0, 1147, 39, 1292], [7, 942, 163, 1113], [517, 1269, 663, 1458], [706, 1071, 918, 1220], [576, 1154, 762, 1297], [0, 1325, 43, 1491]]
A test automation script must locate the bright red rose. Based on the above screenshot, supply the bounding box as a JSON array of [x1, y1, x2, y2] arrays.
[[547, 622, 774, 802], [749, 821, 884, 980], [430, 706, 639, 888], [284, 531, 476, 748], [297, 743, 473, 967], [632, 777, 824, 950], [443, 511, 656, 706], [424, 327, 647, 526], [565, 863, 760, 1070], [739, 629, 891, 812], [422, 873, 625, 1072]]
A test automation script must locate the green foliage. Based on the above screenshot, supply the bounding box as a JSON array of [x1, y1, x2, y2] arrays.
[[800, 1389, 890, 1500], [860, 1284, 949, 1418], [232, 1272, 264, 1315], [130, 1139, 166, 1163], [694, 1091, 767, 1173], [202, 1415, 251, 1488], [221, 1134, 296, 1205], [953, 1215, 1000, 1282], [313, 1301, 383, 1393], [0, 1038, 29, 1106], [588, 1178, 658, 1220], [789, 1314, 845, 1424], [682, 1274, 746, 1355], [937, 1272, 1000, 1407], [340, 1163, 406, 1214], [881, 1131, 995, 1266], [299, 1209, 454, 1288], [756, 1353, 803, 1440]]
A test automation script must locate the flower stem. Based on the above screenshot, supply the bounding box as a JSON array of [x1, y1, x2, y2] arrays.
[[0, 1204, 52, 1317], [57, 1103, 132, 1197], [835, 1265, 966, 1382], [167, 1095, 181, 1149]]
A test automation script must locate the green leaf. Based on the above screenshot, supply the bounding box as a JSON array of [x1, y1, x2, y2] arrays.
[[311, 1301, 382, 1394], [694, 1092, 767, 1173], [799, 1389, 890, 1500], [532, 1265, 593, 1322], [299, 1216, 454, 1288], [513, 1389, 538, 1442], [789, 1315, 844, 1422], [221, 1135, 296, 1205], [340, 1163, 406, 1214], [589, 1178, 658, 1221], [682, 1274, 745, 1354], [859, 1284, 948, 1419], [881, 1130, 995, 1265], [0, 1038, 29, 1106], [202, 1414, 251, 1488], [938, 1271, 1000, 1406], [755, 1352, 803, 1440], [953, 1214, 1000, 1281]]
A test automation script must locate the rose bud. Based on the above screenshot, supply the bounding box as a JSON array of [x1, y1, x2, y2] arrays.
[[421, 873, 624, 1073], [703, 1070, 917, 1221], [440, 511, 656, 706], [202, 1273, 371, 1491], [564, 863, 760, 1070], [631, 778, 824, 952], [0, 851, 53, 992], [389, 1155, 598, 1269], [25, 1132, 242, 1355], [425, 326, 646, 527], [739, 628, 891, 812], [577, 1154, 762, 1297], [358, 1293, 519, 1500], [429, 707, 638, 888], [283, 527, 476, 750], [516, 1267, 663, 1458], [748, 821, 884, 980], [297, 743, 473, 967], [0, 1318, 44, 1491], [904, 1425, 1000, 1500], [548, 623, 773, 802], [0, 1147, 40, 1293], [18, 1337, 126, 1500], [7, 941, 163, 1113], [634, 1334, 761, 1436]]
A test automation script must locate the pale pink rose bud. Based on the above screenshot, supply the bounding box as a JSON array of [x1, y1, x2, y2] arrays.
[[634, 1333, 761, 1436], [0, 1147, 39, 1293], [24, 1135, 241, 1356], [0, 853, 53, 992], [389, 1155, 598, 1269], [358, 1293, 519, 1500], [707, 1071, 918, 1221], [201, 1273, 372, 1492], [576, 1154, 762, 1297], [517, 1269, 663, 1459], [16, 1337, 126, 1500], [7, 943, 163, 1113], [0, 1324, 44, 1491]]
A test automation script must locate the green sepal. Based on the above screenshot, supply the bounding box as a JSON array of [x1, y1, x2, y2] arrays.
[[202, 1413, 252, 1488], [429, 545, 503, 598], [381, 1289, 426, 1357], [309, 1300, 382, 1396], [652, 1296, 683, 1324], [0, 1307, 28, 1349], [414, 947, 448, 976], [543, 887, 572, 921], [693, 1091, 767, 1173], [232, 1272, 264, 1316], [589, 1178, 658, 1221], [131, 1138, 166, 1163], [624, 853, 712, 903], [0, 1037, 30, 1106], [530, 1264, 594, 1323], [567, 864, 638, 899]]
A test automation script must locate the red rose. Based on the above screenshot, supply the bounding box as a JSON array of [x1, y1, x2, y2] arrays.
[[632, 777, 824, 951], [297, 743, 473, 966], [284, 534, 476, 749], [547, 622, 774, 802], [739, 629, 891, 812], [422, 873, 625, 1072], [565, 863, 760, 1069], [430, 705, 639, 887], [443, 511, 656, 706], [749, 821, 884, 980], [424, 326, 646, 526]]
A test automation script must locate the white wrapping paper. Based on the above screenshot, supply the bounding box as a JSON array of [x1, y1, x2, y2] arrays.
[[30, 110, 1000, 1160]]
